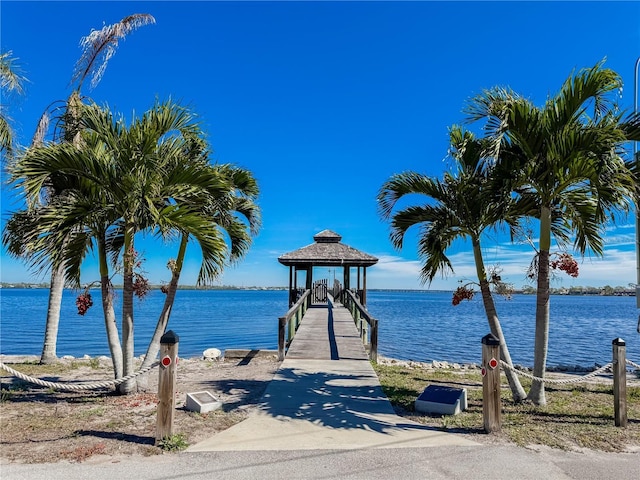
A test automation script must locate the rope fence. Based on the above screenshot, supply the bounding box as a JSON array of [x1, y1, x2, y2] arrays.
[[500, 361, 615, 385], [0, 361, 160, 392], [627, 359, 640, 370], [499, 358, 640, 386]]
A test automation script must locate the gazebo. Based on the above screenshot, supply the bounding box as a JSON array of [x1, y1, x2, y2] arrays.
[[278, 230, 378, 306]]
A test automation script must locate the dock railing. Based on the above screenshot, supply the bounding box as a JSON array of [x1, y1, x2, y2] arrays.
[[278, 289, 311, 361], [343, 289, 378, 363]]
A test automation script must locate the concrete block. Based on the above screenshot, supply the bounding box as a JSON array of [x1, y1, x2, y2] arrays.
[[185, 391, 222, 414], [415, 385, 467, 415]]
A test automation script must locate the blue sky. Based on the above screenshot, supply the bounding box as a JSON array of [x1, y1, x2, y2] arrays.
[[1, 1, 639, 291]]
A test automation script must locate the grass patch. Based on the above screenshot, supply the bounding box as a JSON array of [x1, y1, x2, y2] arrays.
[[374, 363, 640, 452], [77, 406, 107, 417], [157, 433, 189, 452]]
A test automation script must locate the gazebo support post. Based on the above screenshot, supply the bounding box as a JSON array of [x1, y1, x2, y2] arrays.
[[362, 267, 367, 306], [306, 266, 312, 296], [288, 266, 294, 307], [344, 267, 350, 293]]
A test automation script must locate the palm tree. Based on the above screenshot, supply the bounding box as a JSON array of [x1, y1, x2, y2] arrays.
[[465, 60, 638, 405], [3, 14, 154, 364], [378, 125, 527, 402], [79, 99, 250, 393], [139, 162, 261, 374], [10, 99, 234, 392], [0, 51, 27, 157]]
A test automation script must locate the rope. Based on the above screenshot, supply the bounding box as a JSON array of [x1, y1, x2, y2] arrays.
[[0, 361, 160, 392], [627, 359, 640, 370], [500, 360, 613, 385]]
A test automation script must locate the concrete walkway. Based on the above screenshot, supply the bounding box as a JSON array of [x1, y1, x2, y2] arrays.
[[188, 302, 477, 451]]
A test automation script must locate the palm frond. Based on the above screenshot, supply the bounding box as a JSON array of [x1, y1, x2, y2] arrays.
[[0, 51, 27, 95], [71, 14, 155, 91]]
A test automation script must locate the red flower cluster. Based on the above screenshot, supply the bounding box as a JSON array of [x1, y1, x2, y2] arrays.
[[551, 253, 579, 278], [132, 275, 150, 299], [452, 285, 475, 306], [76, 292, 93, 316]]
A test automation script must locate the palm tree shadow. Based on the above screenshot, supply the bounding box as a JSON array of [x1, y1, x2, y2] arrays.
[[254, 365, 444, 435], [193, 378, 273, 412]]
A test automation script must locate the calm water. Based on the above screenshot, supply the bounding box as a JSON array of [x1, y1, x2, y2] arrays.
[[1, 288, 639, 368]]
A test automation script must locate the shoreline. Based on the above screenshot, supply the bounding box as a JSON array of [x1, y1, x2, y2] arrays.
[[2, 351, 637, 375]]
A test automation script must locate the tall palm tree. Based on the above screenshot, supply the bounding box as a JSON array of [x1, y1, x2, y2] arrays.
[[378, 125, 527, 402], [3, 14, 154, 364], [465, 60, 638, 405]]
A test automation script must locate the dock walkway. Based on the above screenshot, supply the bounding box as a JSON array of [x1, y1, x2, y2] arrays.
[[188, 301, 477, 451]]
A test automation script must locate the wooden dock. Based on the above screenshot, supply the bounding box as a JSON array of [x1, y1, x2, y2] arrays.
[[285, 302, 370, 361]]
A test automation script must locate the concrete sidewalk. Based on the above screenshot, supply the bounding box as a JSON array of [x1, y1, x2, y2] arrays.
[[188, 303, 477, 451]]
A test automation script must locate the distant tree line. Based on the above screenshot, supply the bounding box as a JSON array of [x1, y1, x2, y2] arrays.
[[519, 285, 636, 296]]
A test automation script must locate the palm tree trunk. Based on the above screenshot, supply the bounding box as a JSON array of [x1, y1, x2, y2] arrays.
[[119, 229, 136, 394], [136, 234, 188, 390], [527, 207, 552, 406], [101, 275, 123, 379], [40, 261, 65, 364], [473, 240, 527, 402], [98, 238, 123, 379], [140, 234, 188, 371]]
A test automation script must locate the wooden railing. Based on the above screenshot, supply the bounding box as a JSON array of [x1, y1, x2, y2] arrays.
[[342, 289, 378, 363], [278, 289, 311, 361]]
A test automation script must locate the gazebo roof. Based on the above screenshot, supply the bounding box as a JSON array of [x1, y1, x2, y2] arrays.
[[278, 230, 378, 268]]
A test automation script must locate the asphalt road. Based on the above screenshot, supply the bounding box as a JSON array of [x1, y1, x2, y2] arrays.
[[2, 445, 639, 480]]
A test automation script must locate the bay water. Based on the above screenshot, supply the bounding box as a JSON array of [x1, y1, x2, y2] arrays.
[[1, 288, 638, 368]]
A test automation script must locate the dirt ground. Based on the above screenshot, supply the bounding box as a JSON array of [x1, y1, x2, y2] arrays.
[[0, 353, 280, 464]]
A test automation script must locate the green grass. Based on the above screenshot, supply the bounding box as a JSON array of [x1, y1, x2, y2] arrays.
[[157, 433, 189, 452], [374, 363, 640, 452]]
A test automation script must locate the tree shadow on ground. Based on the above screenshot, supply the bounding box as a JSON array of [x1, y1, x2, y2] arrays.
[[255, 365, 448, 435], [75, 430, 155, 445], [196, 378, 273, 412]]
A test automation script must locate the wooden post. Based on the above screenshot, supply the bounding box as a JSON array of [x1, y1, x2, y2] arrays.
[[287, 309, 300, 344], [370, 318, 378, 363], [613, 338, 627, 427], [362, 318, 368, 346], [278, 316, 286, 361], [156, 330, 179, 444], [362, 267, 367, 306], [288, 266, 294, 307], [482, 333, 501, 433]]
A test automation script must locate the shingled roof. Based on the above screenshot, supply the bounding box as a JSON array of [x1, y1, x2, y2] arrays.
[[278, 230, 378, 267]]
